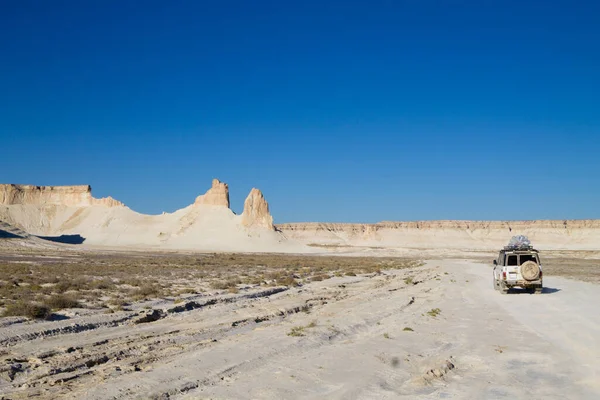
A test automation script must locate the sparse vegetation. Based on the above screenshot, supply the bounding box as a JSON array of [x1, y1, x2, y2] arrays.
[[211, 277, 242, 291], [539, 256, 600, 284], [278, 276, 300, 287], [0, 250, 422, 314], [288, 326, 306, 337], [427, 308, 442, 317], [132, 284, 162, 300], [404, 277, 414, 285], [107, 298, 129, 311], [383, 332, 390, 339], [403, 327, 414, 332], [288, 320, 318, 337], [91, 277, 115, 290], [311, 274, 329, 282]]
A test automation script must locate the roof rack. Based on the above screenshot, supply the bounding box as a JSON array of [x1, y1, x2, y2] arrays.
[[503, 245, 538, 251]]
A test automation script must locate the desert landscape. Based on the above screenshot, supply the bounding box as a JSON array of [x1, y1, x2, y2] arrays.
[[4, 0, 600, 398], [0, 181, 599, 399]]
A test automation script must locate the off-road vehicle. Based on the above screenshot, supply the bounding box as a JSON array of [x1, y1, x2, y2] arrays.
[[493, 245, 543, 294]]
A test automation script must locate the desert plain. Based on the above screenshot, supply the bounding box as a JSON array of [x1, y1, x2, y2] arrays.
[[0, 181, 599, 399]]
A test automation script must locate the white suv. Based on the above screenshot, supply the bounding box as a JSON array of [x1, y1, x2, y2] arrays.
[[493, 247, 543, 294]]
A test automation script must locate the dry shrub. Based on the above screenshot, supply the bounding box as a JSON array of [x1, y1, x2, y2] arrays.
[[242, 275, 264, 286], [278, 276, 300, 287], [108, 298, 130, 310], [123, 277, 144, 287], [45, 294, 81, 310], [132, 284, 162, 300], [211, 278, 241, 291], [177, 287, 198, 295], [91, 277, 115, 290], [3, 301, 52, 319], [54, 278, 87, 293]]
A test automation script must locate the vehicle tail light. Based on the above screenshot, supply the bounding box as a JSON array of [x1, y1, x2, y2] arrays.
[[502, 271, 507, 280]]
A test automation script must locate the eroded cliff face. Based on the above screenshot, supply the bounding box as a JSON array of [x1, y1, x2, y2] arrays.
[[194, 179, 230, 207], [0, 179, 287, 251], [276, 220, 600, 250], [0, 184, 124, 207], [241, 188, 274, 230], [3, 179, 597, 251], [277, 220, 600, 232]]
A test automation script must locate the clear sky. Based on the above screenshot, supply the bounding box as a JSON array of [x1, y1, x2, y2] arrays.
[[1, 1, 599, 223]]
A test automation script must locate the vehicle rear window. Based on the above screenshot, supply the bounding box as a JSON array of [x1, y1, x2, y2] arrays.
[[520, 254, 538, 264], [507, 255, 518, 266]]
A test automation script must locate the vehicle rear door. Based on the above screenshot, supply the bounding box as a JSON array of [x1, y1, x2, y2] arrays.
[[506, 254, 518, 281]]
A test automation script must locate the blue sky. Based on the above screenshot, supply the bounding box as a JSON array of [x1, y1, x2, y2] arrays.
[[1, 1, 599, 222]]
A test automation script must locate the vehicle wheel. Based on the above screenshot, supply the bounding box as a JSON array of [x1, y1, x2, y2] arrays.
[[493, 274, 499, 290], [500, 283, 509, 295]]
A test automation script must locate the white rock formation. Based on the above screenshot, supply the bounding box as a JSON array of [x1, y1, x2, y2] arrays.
[[3, 179, 599, 252], [241, 188, 274, 230], [0, 179, 300, 252], [0, 184, 123, 207], [194, 179, 230, 207]]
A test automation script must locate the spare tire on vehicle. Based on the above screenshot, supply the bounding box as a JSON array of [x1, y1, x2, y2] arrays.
[[521, 261, 540, 281]]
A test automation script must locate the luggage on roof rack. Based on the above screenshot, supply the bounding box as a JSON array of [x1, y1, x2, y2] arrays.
[[505, 235, 534, 250]]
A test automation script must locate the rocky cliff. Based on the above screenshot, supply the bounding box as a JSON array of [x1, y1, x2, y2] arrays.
[[194, 180, 275, 230], [3, 180, 597, 251], [277, 220, 600, 232], [194, 179, 230, 207], [0, 184, 124, 207], [276, 220, 600, 250], [0, 179, 285, 252], [241, 189, 275, 230]]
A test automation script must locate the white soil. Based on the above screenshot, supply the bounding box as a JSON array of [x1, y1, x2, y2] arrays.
[[1, 259, 598, 399]]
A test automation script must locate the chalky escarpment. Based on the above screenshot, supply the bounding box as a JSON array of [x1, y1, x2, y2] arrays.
[[2, 179, 598, 251], [0, 184, 124, 207], [0, 179, 279, 251]]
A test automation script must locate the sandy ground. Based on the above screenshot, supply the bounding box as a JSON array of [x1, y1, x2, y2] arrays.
[[1, 258, 598, 399]]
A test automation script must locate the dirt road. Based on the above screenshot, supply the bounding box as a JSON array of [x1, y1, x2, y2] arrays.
[[1, 260, 598, 399], [468, 262, 600, 396]]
